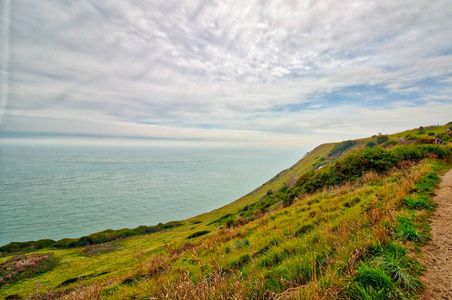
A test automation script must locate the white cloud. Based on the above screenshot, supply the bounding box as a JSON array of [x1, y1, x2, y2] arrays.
[[2, 0, 452, 147]]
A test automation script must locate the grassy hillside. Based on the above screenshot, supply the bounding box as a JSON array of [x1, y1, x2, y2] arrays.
[[1, 123, 451, 299]]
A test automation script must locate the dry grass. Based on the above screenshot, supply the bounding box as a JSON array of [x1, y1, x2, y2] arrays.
[[147, 267, 246, 300]]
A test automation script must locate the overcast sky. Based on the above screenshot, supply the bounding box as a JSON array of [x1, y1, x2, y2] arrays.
[[1, 0, 451, 148]]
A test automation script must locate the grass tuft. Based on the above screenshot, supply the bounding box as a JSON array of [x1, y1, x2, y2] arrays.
[[395, 217, 424, 242], [402, 195, 434, 210]]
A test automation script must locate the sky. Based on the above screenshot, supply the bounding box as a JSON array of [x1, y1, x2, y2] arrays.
[[1, 0, 452, 148]]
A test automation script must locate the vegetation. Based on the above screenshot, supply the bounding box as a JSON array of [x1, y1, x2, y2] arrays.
[[437, 132, 452, 143], [211, 144, 449, 221], [0, 221, 183, 254], [417, 126, 426, 135], [1, 123, 451, 299], [416, 137, 435, 145], [187, 231, 210, 239], [365, 141, 376, 148], [376, 135, 389, 144], [383, 140, 398, 147], [0, 254, 57, 287], [328, 140, 357, 157]]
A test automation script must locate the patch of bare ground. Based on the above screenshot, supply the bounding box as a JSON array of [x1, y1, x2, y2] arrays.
[[420, 168, 452, 299]]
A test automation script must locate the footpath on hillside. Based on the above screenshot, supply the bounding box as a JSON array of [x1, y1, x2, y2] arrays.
[[420, 168, 452, 299]]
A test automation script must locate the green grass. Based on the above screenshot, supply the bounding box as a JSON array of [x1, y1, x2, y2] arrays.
[[402, 195, 434, 210], [1, 123, 451, 299]]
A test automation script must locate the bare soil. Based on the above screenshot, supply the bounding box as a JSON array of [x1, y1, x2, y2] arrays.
[[420, 168, 452, 300]]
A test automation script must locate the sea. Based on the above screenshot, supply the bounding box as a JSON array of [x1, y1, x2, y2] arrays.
[[0, 144, 303, 246]]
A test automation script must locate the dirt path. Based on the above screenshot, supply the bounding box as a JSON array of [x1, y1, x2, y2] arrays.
[[420, 168, 452, 300]]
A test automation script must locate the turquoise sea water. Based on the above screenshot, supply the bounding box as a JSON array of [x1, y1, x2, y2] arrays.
[[0, 144, 303, 246]]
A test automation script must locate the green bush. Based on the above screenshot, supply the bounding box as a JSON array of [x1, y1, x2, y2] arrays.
[[0, 221, 184, 253], [392, 144, 451, 161], [0, 239, 55, 254], [376, 135, 389, 144], [187, 230, 210, 239], [365, 141, 376, 148], [294, 145, 450, 199], [333, 147, 397, 179], [329, 140, 357, 157]]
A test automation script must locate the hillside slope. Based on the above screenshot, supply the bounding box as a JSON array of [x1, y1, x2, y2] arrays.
[[1, 123, 451, 299]]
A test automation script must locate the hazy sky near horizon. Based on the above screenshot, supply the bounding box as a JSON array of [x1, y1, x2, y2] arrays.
[[1, 0, 452, 147]]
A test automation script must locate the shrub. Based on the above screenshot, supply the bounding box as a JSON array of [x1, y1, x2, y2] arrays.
[[365, 141, 376, 148], [0, 239, 55, 254], [294, 145, 450, 199], [392, 144, 451, 161], [383, 140, 398, 148], [416, 137, 435, 145], [334, 147, 397, 179], [0, 221, 184, 253], [187, 230, 210, 239], [376, 135, 389, 144], [427, 132, 435, 136], [329, 140, 357, 157]]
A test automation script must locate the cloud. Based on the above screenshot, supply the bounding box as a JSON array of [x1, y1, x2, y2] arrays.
[[2, 0, 452, 148]]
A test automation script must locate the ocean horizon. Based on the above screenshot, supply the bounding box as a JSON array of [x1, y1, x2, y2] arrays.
[[0, 143, 303, 246]]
